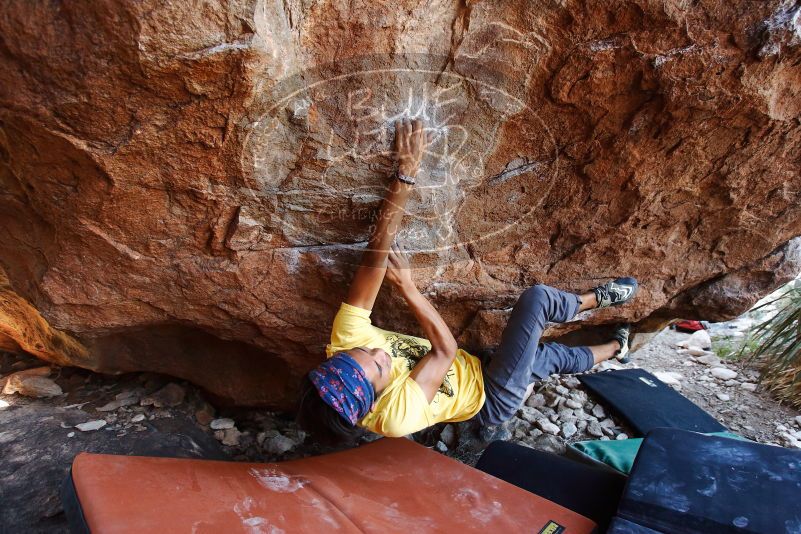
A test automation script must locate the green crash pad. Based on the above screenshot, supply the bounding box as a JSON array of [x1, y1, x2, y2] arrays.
[[568, 431, 744, 475]]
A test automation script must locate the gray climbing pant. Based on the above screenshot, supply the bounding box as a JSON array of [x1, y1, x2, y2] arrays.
[[477, 284, 594, 426]]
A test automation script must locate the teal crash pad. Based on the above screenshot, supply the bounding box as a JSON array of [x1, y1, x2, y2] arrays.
[[568, 431, 744, 475]]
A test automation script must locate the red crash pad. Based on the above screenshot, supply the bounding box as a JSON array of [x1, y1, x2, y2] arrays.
[[70, 437, 596, 533]]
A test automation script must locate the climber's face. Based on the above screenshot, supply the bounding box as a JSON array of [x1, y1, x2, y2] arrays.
[[347, 346, 392, 397]]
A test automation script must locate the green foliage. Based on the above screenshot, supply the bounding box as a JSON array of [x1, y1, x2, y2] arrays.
[[716, 336, 759, 362], [714, 343, 735, 360], [742, 280, 801, 407]]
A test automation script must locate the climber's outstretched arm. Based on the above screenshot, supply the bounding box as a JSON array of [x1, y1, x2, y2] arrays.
[[345, 119, 425, 311]]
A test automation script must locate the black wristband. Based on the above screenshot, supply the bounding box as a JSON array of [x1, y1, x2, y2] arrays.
[[396, 173, 416, 185]]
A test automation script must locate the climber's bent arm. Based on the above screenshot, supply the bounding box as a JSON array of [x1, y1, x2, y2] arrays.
[[385, 244, 458, 402], [399, 283, 458, 402]]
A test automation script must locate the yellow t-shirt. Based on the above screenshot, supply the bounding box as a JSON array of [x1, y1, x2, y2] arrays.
[[326, 302, 485, 438]]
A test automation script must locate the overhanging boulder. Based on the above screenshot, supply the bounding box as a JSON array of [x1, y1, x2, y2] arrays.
[[0, 1, 799, 407]]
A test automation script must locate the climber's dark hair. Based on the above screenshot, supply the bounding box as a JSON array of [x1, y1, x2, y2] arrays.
[[296, 374, 364, 446]]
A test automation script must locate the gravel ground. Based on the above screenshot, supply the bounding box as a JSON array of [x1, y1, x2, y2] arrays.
[[632, 327, 801, 446]]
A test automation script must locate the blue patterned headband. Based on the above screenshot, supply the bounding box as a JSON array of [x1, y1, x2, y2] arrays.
[[309, 353, 375, 425]]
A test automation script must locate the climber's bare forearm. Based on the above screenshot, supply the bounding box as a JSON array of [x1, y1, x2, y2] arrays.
[[345, 182, 412, 310], [360, 179, 413, 268], [398, 282, 457, 359], [397, 281, 458, 402]]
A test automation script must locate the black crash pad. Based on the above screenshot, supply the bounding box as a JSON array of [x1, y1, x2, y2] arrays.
[[617, 428, 801, 533], [578, 369, 726, 436]]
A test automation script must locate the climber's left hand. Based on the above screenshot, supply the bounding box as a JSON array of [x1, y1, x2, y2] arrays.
[[394, 119, 427, 177]]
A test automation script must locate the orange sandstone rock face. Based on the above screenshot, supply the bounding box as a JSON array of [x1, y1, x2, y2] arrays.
[[0, 271, 88, 368], [0, 1, 800, 406]]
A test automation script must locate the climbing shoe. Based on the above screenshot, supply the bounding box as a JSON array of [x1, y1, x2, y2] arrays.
[[611, 324, 631, 363], [593, 277, 638, 308]]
